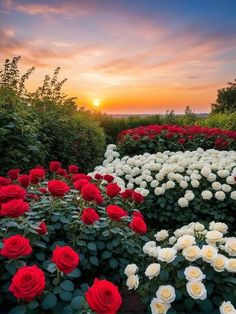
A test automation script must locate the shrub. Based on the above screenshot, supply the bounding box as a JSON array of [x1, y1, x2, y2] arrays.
[[0, 162, 147, 313], [92, 145, 236, 230], [124, 221, 236, 313], [117, 124, 236, 156]]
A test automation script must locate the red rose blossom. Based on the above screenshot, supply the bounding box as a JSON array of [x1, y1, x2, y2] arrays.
[[85, 278, 122, 314], [38, 187, 47, 194], [106, 183, 121, 198], [178, 138, 186, 145], [74, 179, 90, 191], [7, 169, 20, 181], [72, 173, 92, 182], [18, 175, 30, 188], [29, 168, 45, 184], [95, 173, 103, 180], [0, 199, 29, 218], [68, 165, 79, 174], [81, 208, 100, 225], [0, 184, 26, 202], [50, 161, 61, 172], [81, 183, 103, 204], [106, 205, 128, 221], [132, 191, 144, 204], [57, 168, 67, 176], [103, 174, 114, 182], [0, 176, 11, 186], [27, 193, 39, 200], [48, 180, 70, 197], [133, 211, 144, 219], [52, 246, 79, 274], [0, 234, 32, 259], [121, 189, 134, 199], [130, 216, 147, 234], [37, 222, 47, 235], [9, 265, 45, 302]]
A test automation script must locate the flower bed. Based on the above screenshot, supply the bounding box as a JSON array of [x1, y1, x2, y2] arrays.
[[117, 124, 236, 156], [0, 163, 148, 313], [124, 221, 236, 314], [92, 145, 236, 229]]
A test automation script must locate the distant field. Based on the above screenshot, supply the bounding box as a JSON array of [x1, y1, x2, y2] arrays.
[[111, 113, 209, 118]]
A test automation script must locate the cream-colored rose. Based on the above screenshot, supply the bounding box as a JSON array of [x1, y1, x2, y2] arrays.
[[124, 264, 139, 276], [211, 254, 228, 272], [155, 230, 169, 241], [150, 298, 171, 314], [206, 230, 223, 244], [126, 274, 139, 290], [226, 258, 236, 273], [186, 281, 207, 300], [176, 235, 196, 250], [169, 236, 177, 245], [225, 238, 236, 256], [219, 301, 236, 314], [158, 248, 177, 263], [213, 222, 228, 234], [201, 245, 218, 262], [156, 285, 176, 303], [194, 222, 205, 231], [145, 263, 161, 280], [184, 266, 206, 282], [182, 245, 201, 261]]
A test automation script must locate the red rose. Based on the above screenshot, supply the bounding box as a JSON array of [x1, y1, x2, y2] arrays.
[[18, 175, 30, 188], [178, 138, 186, 145], [81, 183, 103, 204], [132, 192, 144, 204], [0, 199, 29, 218], [38, 187, 47, 194], [9, 265, 45, 302], [133, 211, 144, 219], [68, 165, 79, 174], [0, 234, 32, 259], [72, 173, 92, 182], [50, 161, 61, 172], [130, 216, 147, 234], [52, 246, 79, 274], [57, 168, 67, 176], [7, 169, 20, 181], [121, 189, 134, 199], [0, 176, 11, 186], [106, 205, 128, 221], [48, 180, 70, 197], [29, 168, 45, 184], [103, 174, 114, 182], [106, 183, 121, 198], [85, 278, 122, 314], [73, 179, 90, 191], [0, 184, 26, 202], [37, 222, 47, 235], [81, 208, 100, 225], [27, 193, 39, 200], [95, 173, 103, 180]]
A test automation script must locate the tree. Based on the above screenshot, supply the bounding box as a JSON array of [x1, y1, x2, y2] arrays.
[[211, 79, 236, 113]]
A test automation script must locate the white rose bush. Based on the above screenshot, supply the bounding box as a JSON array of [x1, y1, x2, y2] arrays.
[[124, 221, 236, 313]]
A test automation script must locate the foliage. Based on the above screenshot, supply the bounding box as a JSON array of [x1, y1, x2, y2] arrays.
[[211, 79, 236, 113]]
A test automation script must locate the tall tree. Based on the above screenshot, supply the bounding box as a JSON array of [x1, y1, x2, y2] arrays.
[[211, 79, 236, 113]]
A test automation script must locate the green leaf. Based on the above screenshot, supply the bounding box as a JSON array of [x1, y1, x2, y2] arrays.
[[5, 262, 17, 275], [47, 263, 57, 273], [27, 301, 39, 311], [60, 280, 74, 291], [71, 296, 84, 310], [89, 256, 99, 266], [199, 299, 213, 312], [67, 268, 81, 278], [109, 258, 118, 269], [42, 293, 57, 310], [87, 242, 97, 251], [101, 251, 112, 259], [9, 305, 27, 314], [60, 290, 73, 302]]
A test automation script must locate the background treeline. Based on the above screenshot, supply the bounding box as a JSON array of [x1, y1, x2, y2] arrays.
[[1, 57, 236, 173]]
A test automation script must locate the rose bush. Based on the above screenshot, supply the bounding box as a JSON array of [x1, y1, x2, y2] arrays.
[[124, 221, 236, 314], [92, 145, 236, 229], [117, 124, 236, 156], [0, 162, 147, 313]]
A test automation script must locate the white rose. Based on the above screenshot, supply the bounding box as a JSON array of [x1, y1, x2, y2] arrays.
[[150, 298, 170, 314], [230, 191, 236, 200], [225, 238, 236, 256], [180, 181, 188, 188], [212, 182, 222, 190], [185, 192, 195, 201], [226, 176, 236, 185], [215, 191, 226, 201], [145, 263, 161, 280], [155, 230, 169, 241], [169, 236, 177, 245], [124, 264, 139, 276], [178, 197, 189, 208], [184, 266, 206, 282], [191, 180, 199, 188], [186, 281, 207, 300], [166, 180, 175, 189], [201, 190, 213, 200], [206, 230, 223, 244], [176, 235, 196, 250], [222, 184, 232, 193], [126, 274, 139, 290], [219, 301, 236, 314], [151, 180, 159, 188], [213, 222, 228, 234], [182, 245, 201, 261], [156, 285, 176, 303], [226, 258, 236, 273], [194, 222, 205, 231], [211, 254, 228, 272], [201, 245, 218, 262], [158, 248, 177, 263], [154, 187, 165, 196]]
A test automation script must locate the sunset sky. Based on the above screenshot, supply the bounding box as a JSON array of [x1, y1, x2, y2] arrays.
[[1, 0, 236, 114]]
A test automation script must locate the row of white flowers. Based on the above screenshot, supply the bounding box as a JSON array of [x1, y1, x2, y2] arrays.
[[124, 221, 236, 314], [91, 145, 236, 206]]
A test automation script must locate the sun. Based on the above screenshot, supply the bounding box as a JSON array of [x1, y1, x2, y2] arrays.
[[93, 99, 100, 107]]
